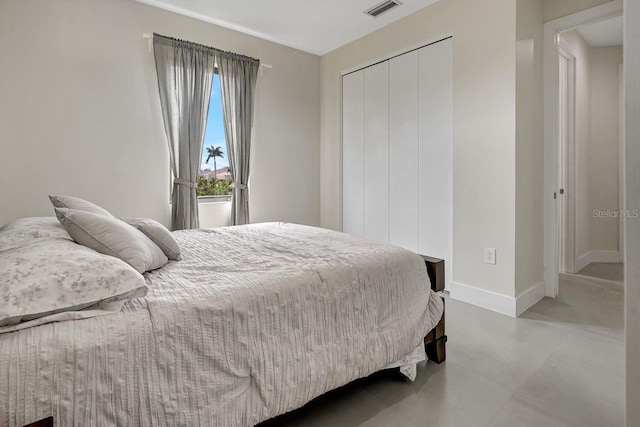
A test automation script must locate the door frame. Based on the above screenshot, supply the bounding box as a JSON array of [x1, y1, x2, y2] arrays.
[[543, 0, 623, 297], [557, 43, 577, 275], [619, 64, 625, 261]]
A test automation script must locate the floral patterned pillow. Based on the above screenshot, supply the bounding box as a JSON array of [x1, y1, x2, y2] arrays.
[[0, 238, 147, 333], [0, 217, 71, 251]]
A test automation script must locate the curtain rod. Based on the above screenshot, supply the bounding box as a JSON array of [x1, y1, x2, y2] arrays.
[[142, 33, 272, 68]]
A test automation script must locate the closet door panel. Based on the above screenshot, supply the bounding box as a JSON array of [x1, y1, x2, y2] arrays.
[[389, 51, 420, 252], [418, 39, 453, 285], [342, 71, 365, 237], [363, 62, 390, 243]]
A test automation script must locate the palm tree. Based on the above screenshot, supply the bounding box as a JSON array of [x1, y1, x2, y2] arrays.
[[205, 145, 224, 179]]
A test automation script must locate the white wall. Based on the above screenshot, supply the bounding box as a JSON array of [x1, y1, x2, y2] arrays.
[[625, 0, 640, 423], [515, 0, 544, 296], [0, 0, 320, 228], [321, 0, 517, 298], [198, 201, 232, 229], [590, 46, 623, 253], [560, 30, 593, 262]]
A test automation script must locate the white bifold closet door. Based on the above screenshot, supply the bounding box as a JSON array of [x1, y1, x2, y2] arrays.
[[342, 38, 452, 287], [363, 62, 390, 243], [342, 71, 365, 237], [389, 50, 420, 252], [342, 60, 391, 243], [417, 39, 453, 288]]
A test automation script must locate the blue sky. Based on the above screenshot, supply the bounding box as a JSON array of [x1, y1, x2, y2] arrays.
[[201, 74, 229, 171]]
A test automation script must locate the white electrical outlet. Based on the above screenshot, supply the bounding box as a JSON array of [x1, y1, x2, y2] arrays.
[[484, 248, 496, 265]]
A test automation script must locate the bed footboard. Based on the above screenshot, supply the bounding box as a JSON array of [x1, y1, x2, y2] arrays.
[[23, 417, 53, 427], [421, 255, 447, 364]]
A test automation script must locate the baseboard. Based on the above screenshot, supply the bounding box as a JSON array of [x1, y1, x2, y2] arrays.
[[449, 281, 517, 317], [576, 252, 591, 272], [515, 281, 545, 317], [590, 250, 621, 263], [576, 250, 621, 271], [449, 281, 545, 318]]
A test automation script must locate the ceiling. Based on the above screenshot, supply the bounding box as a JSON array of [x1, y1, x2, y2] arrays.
[[136, 0, 440, 55], [575, 15, 623, 47]]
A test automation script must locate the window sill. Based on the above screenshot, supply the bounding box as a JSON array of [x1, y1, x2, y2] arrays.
[[198, 195, 231, 204]]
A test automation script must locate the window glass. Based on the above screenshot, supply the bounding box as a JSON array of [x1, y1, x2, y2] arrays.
[[198, 73, 231, 197]]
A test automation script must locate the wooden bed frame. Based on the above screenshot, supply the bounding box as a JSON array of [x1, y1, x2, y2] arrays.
[[23, 417, 52, 427], [23, 255, 447, 427], [421, 255, 447, 364]]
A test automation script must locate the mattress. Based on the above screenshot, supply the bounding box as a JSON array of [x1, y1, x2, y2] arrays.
[[0, 222, 443, 426]]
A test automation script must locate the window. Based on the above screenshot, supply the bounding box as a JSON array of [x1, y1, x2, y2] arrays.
[[198, 73, 231, 198]]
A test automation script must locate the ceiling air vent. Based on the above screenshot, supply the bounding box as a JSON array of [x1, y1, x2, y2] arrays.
[[364, 0, 403, 18]]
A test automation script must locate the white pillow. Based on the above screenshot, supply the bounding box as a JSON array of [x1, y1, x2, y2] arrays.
[[125, 218, 182, 260], [0, 239, 147, 333], [55, 208, 168, 273], [49, 195, 114, 217]]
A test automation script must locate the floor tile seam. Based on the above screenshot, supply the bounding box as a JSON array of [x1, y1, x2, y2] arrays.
[[434, 360, 523, 396], [507, 393, 583, 427], [567, 273, 624, 288], [360, 383, 422, 427], [481, 395, 519, 426], [516, 351, 625, 408]]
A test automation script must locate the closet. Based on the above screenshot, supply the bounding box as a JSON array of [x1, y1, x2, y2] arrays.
[[342, 37, 452, 287]]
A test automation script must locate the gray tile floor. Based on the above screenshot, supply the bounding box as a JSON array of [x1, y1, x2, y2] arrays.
[[577, 262, 624, 282], [260, 273, 624, 427]]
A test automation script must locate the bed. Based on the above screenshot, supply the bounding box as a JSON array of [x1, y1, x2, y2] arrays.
[[0, 219, 445, 426]]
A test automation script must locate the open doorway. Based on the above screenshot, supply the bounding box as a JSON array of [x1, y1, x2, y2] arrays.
[[556, 16, 624, 287], [544, 0, 624, 298]]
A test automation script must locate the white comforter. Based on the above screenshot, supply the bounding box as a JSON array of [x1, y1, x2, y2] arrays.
[[0, 223, 443, 426]]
